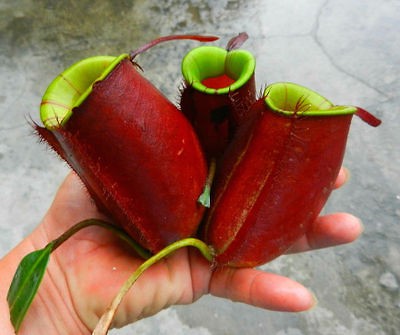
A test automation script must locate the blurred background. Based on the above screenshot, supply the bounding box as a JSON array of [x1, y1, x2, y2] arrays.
[[0, 0, 399, 334]]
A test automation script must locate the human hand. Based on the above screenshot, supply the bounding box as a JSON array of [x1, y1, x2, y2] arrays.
[[8, 167, 361, 334]]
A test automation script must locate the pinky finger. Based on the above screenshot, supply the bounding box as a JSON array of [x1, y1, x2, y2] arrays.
[[333, 167, 350, 189]]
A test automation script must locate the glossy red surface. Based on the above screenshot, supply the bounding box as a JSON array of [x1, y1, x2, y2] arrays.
[[203, 100, 353, 267], [36, 59, 207, 253]]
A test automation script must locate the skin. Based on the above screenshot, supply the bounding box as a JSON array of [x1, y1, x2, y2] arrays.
[[0, 167, 361, 334]]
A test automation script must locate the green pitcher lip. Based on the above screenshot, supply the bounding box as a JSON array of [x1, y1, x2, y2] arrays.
[[40, 54, 129, 129], [263, 82, 357, 116], [181, 46, 256, 95]]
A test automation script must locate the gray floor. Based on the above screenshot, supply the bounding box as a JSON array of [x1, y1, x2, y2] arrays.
[[1, 1, 399, 334]]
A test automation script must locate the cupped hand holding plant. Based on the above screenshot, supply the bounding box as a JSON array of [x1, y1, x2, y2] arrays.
[[3, 34, 379, 335], [1, 167, 361, 334]]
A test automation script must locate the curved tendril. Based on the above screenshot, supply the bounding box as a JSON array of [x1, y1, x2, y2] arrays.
[[130, 34, 219, 60], [92, 237, 214, 335]]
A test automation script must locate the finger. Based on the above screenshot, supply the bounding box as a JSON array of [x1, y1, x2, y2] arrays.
[[333, 167, 349, 189], [287, 213, 363, 254], [209, 267, 316, 312]]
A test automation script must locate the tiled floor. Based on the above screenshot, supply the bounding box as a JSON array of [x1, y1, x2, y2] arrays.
[[1, 1, 399, 334]]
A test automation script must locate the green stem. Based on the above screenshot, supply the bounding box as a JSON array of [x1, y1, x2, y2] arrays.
[[92, 237, 214, 335], [51, 219, 151, 260], [198, 157, 217, 208]]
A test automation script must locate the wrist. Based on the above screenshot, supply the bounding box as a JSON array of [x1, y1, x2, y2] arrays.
[[1, 224, 90, 335]]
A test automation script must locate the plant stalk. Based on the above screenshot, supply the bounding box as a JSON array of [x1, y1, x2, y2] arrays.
[[50, 219, 151, 259], [92, 238, 214, 335]]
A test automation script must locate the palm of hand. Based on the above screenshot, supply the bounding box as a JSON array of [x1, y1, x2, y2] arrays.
[[34, 169, 360, 331]]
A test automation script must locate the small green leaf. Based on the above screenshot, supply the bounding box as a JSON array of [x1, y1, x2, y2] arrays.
[[197, 157, 217, 208], [198, 185, 211, 208], [7, 242, 54, 332]]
